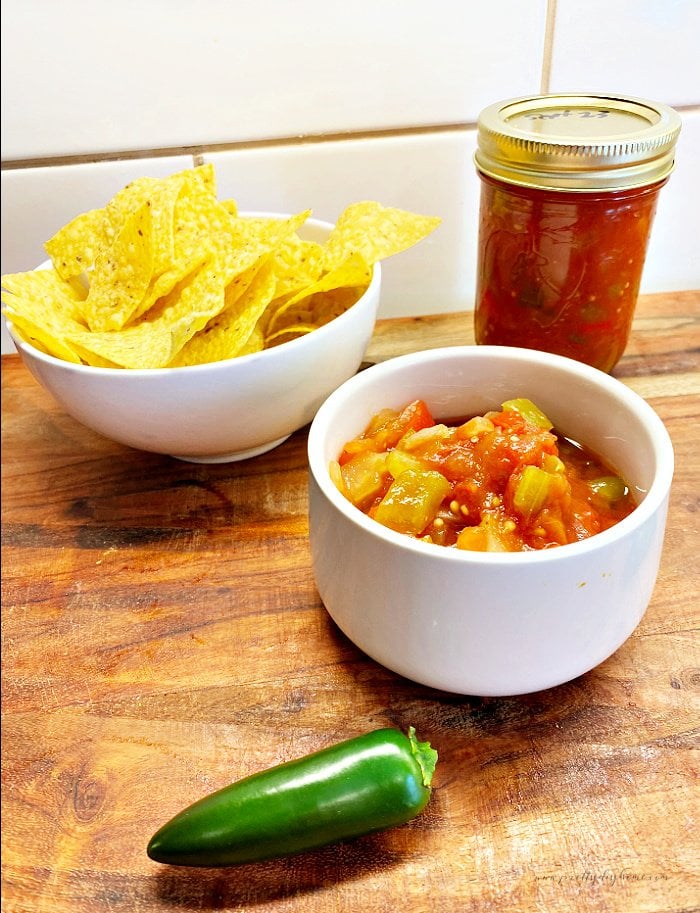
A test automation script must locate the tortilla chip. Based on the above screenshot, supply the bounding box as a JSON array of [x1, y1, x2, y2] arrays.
[[169, 261, 277, 366], [265, 250, 371, 336], [322, 201, 440, 270], [44, 208, 108, 282], [83, 201, 154, 332]]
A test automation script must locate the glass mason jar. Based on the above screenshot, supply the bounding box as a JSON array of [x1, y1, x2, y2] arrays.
[[474, 94, 682, 372]]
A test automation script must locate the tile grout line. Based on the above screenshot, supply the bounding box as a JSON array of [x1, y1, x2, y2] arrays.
[[1, 123, 479, 172], [3, 84, 700, 174], [540, 0, 557, 94]]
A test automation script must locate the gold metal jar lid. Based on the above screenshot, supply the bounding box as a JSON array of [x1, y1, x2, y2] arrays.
[[475, 93, 682, 191]]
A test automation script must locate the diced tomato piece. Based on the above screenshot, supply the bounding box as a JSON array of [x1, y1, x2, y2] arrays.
[[456, 513, 519, 552], [451, 475, 490, 525], [473, 417, 558, 486], [491, 409, 529, 433], [373, 400, 435, 449], [339, 437, 383, 463], [568, 500, 604, 540], [340, 401, 436, 466]]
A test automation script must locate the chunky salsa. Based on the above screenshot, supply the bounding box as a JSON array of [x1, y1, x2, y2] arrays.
[[474, 174, 666, 373], [332, 398, 636, 552]]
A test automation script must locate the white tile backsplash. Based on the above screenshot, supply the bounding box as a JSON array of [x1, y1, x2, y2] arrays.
[[2, 0, 699, 355], [1, 0, 546, 161], [639, 108, 700, 293], [550, 0, 700, 107]]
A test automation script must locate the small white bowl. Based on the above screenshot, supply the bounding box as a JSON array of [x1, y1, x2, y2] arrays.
[[6, 215, 381, 463], [307, 346, 674, 696]]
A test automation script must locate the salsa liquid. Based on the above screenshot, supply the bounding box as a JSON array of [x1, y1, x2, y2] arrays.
[[474, 174, 666, 373]]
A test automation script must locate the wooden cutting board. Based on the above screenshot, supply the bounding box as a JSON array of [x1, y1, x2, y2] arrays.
[[2, 291, 699, 913]]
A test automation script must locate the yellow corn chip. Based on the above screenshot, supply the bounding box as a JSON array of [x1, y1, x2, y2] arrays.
[[83, 201, 154, 332], [44, 208, 108, 281], [311, 285, 367, 324], [68, 321, 178, 370], [322, 201, 441, 270], [2, 269, 87, 323], [147, 257, 228, 359], [270, 234, 325, 298], [220, 198, 239, 218], [173, 202, 309, 290], [178, 162, 217, 197], [238, 323, 264, 355], [2, 272, 89, 362], [265, 251, 371, 336], [172, 193, 237, 271], [106, 176, 183, 276], [127, 250, 209, 324], [169, 261, 277, 366], [265, 323, 320, 346], [104, 165, 213, 273], [3, 309, 85, 363], [66, 258, 226, 369], [62, 344, 121, 369]]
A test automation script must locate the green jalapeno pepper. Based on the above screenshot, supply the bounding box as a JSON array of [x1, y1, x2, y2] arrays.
[[147, 726, 437, 867]]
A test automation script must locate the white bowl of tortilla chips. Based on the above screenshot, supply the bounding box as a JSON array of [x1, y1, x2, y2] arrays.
[[1, 165, 440, 462]]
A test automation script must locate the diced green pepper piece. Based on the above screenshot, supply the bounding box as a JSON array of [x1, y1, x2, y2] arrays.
[[374, 468, 451, 536], [386, 448, 428, 479], [512, 465, 554, 519], [501, 398, 554, 430], [588, 475, 628, 502]]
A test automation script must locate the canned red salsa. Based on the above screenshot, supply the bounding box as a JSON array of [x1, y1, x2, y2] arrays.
[[473, 94, 681, 373], [474, 174, 666, 373]]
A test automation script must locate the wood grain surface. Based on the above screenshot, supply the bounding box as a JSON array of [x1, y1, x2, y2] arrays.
[[2, 291, 699, 913]]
